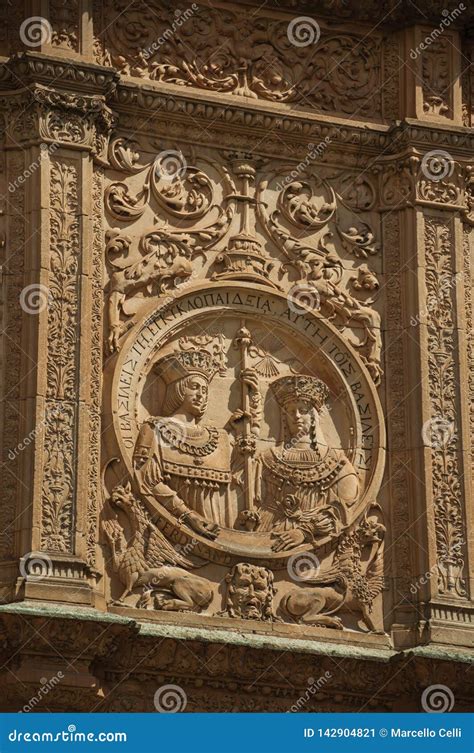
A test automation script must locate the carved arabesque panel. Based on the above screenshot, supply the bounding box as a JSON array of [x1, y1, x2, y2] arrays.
[[424, 217, 467, 598], [95, 1, 382, 120], [41, 160, 81, 553]]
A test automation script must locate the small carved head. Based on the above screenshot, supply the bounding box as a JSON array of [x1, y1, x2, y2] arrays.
[[110, 481, 134, 510], [359, 518, 386, 545], [225, 563, 275, 621]]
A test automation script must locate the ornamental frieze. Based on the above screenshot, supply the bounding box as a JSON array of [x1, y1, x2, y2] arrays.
[[94, 0, 383, 121]]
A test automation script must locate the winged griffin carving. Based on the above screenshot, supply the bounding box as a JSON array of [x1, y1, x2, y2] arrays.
[[102, 483, 212, 611]]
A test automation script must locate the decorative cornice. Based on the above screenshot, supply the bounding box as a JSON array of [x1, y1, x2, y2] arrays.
[[0, 52, 119, 95], [0, 607, 472, 712]]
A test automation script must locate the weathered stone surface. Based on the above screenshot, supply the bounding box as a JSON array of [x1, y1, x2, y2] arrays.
[[0, 0, 472, 713]]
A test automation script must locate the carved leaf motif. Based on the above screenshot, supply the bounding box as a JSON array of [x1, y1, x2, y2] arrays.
[[424, 218, 467, 598], [105, 182, 147, 221], [97, 2, 382, 118], [47, 163, 80, 401], [41, 161, 81, 553], [41, 404, 76, 552], [150, 163, 214, 219]]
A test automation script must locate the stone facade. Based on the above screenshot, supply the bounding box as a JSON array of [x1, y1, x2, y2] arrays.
[[0, 0, 472, 713]]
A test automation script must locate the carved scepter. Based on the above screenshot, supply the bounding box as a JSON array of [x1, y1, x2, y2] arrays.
[[234, 321, 256, 512]]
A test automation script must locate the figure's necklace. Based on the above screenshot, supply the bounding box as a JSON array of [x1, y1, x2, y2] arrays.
[[280, 444, 321, 464], [158, 419, 219, 457]]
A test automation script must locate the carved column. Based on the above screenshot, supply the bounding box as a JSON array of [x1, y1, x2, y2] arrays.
[[0, 64, 114, 604], [379, 142, 474, 647]]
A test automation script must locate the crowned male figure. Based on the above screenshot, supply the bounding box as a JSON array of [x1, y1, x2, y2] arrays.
[[133, 349, 234, 538]]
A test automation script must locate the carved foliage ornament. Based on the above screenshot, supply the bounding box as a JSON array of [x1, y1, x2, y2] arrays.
[[424, 218, 467, 598], [104, 153, 383, 383], [41, 161, 80, 552], [96, 1, 382, 118]]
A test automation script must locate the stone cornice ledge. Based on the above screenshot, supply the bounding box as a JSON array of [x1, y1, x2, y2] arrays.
[[0, 602, 472, 665]]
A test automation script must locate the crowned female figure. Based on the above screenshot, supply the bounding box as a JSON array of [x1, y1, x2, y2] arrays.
[[254, 374, 359, 549], [133, 349, 234, 538]]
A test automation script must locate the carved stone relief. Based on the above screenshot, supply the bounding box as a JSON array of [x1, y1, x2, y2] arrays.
[[95, 1, 382, 120], [100, 141, 387, 634], [421, 35, 453, 119], [424, 217, 467, 598], [41, 160, 80, 553]]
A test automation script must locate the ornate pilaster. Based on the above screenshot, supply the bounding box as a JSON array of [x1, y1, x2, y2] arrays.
[[403, 25, 464, 124], [0, 75, 114, 603], [375, 142, 474, 648]]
